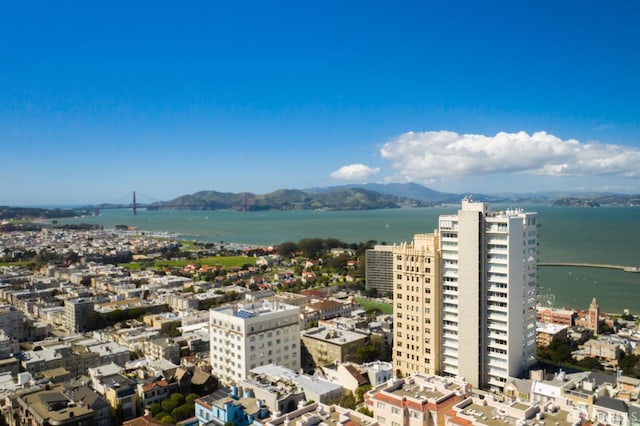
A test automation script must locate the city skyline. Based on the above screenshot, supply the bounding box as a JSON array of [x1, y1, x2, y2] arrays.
[[2, 1, 640, 205]]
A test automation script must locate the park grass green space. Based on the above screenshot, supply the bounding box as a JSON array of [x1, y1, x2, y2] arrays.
[[122, 256, 256, 270], [0, 261, 32, 268], [355, 297, 393, 315]]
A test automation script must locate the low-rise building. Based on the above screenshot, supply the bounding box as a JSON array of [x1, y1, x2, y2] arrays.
[[536, 322, 569, 347], [365, 374, 470, 426], [301, 326, 368, 366], [265, 401, 379, 426]]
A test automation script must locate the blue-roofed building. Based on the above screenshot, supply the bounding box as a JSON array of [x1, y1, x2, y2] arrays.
[[195, 386, 269, 426]]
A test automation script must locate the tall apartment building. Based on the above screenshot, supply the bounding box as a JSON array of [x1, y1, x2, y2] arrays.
[[0, 304, 25, 341], [392, 199, 538, 391], [63, 298, 96, 333], [210, 299, 300, 385], [392, 233, 440, 378], [437, 199, 538, 390], [365, 245, 394, 296]]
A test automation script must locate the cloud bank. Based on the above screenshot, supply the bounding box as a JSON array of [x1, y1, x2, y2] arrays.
[[380, 130, 640, 181], [330, 164, 380, 180]]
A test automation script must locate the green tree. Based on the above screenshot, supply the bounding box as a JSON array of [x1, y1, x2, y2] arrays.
[[327, 253, 351, 272], [355, 343, 379, 363], [619, 353, 640, 378], [276, 241, 298, 257], [355, 384, 372, 403], [186, 393, 200, 406], [148, 402, 163, 416], [358, 406, 374, 417], [172, 404, 193, 421], [575, 357, 604, 371], [170, 392, 185, 406], [297, 238, 324, 259], [160, 414, 175, 424], [161, 397, 179, 413]]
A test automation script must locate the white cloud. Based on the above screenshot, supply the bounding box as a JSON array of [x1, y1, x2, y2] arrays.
[[330, 164, 380, 180], [379, 130, 640, 182]]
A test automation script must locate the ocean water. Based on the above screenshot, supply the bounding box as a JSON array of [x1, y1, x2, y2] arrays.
[[57, 205, 640, 313]]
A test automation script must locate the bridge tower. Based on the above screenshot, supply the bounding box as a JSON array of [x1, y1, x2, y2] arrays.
[[133, 191, 137, 215]]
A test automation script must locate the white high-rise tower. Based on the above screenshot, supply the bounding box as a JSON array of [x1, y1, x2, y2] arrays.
[[438, 198, 538, 391]]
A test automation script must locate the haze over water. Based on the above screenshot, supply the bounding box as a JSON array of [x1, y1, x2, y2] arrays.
[[59, 205, 640, 314]]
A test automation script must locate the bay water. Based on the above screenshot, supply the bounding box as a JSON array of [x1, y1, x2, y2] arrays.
[[58, 205, 640, 314]]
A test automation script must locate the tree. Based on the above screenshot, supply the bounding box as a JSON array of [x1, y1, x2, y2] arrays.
[[161, 397, 179, 413], [276, 241, 298, 257], [355, 384, 372, 403], [575, 357, 604, 371], [185, 393, 200, 406], [160, 414, 175, 424], [170, 392, 185, 406], [619, 353, 640, 378], [148, 402, 163, 416], [358, 406, 374, 417], [327, 253, 350, 272], [355, 343, 379, 363], [329, 391, 356, 409], [297, 238, 324, 259]]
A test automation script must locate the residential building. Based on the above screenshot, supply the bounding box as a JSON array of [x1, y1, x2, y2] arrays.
[[137, 379, 176, 413], [365, 245, 394, 296], [63, 297, 95, 333], [13, 386, 96, 426], [392, 232, 440, 378], [100, 374, 139, 421], [143, 337, 181, 364], [536, 322, 569, 348], [249, 364, 343, 406], [209, 299, 300, 385], [265, 401, 379, 426], [300, 298, 359, 329], [0, 305, 25, 341], [365, 373, 470, 426], [536, 306, 576, 326], [436, 199, 538, 390], [195, 387, 270, 426], [301, 326, 368, 366]]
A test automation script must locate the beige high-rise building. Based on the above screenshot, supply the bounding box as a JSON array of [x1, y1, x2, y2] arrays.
[[392, 233, 440, 378], [392, 199, 539, 391]]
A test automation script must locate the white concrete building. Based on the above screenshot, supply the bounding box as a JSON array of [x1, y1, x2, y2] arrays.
[[210, 299, 300, 385], [438, 199, 538, 390]]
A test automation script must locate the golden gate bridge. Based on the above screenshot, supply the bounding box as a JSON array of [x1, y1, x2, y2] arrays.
[[84, 191, 250, 215]]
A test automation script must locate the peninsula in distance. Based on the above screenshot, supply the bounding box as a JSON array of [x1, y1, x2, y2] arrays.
[[103, 182, 639, 212], [2, 183, 640, 221]]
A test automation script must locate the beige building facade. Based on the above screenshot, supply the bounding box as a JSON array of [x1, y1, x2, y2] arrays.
[[392, 233, 440, 378]]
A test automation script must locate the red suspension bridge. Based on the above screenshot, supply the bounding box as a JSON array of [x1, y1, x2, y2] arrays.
[[84, 191, 250, 215]]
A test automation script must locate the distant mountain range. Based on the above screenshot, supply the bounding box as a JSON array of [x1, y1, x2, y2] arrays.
[[3, 184, 638, 220], [144, 183, 640, 211], [147, 187, 431, 211]]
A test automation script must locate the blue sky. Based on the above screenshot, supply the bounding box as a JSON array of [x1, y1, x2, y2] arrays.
[[2, 1, 640, 205]]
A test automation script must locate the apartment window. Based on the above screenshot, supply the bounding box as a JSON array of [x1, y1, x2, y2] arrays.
[[391, 407, 400, 415]]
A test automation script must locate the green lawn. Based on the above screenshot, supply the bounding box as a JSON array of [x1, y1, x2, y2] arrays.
[[122, 256, 256, 270], [355, 297, 393, 315], [0, 261, 32, 268]]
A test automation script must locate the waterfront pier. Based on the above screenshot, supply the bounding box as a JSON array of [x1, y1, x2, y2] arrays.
[[538, 262, 640, 273]]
